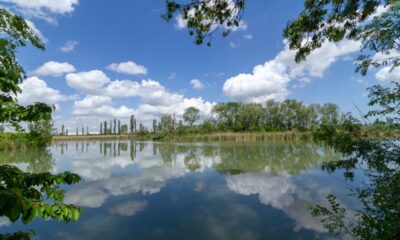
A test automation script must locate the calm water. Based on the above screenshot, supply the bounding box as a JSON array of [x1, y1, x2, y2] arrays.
[[0, 141, 358, 239]]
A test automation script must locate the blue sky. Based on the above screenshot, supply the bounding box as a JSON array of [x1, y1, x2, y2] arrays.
[[1, 0, 393, 132]]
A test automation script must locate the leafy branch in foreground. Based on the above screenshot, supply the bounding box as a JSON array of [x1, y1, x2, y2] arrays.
[[306, 194, 351, 235], [163, 0, 245, 45], [0, 165, 82, 224], [0, 230, 35, 240], [284, 0, 400, 75], [309, 82, 400, 239], [0, 9, 52, 131]]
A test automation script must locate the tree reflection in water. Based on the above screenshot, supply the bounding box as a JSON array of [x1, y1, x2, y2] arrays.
[[308, 84, 400, 239]]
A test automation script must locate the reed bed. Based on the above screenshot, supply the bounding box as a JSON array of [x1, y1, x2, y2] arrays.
[[0, 133, 31, 151], [52, 134, 130, 142], [161, 131, 313, 142]]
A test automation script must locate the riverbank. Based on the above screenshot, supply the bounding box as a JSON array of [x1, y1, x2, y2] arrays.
[[52, 127, 400, 142], [52, 131, 314, 142]]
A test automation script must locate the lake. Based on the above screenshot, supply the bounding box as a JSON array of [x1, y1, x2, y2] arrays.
[[0, 140, 358, 239]]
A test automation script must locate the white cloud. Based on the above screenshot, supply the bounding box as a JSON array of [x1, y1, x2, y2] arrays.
[[243, 34, 253, 40], [72, 95, 134, 118], [66, 70, 110, 93], [230, 20, 247, 31], [0, 217, 10, 227], [107, 61, 148, 75], [169, 72, 177, 80], [190, 79, 205, 90], [109, 201, 148, 217], [226, 172, 331, 233], [73, 95, 112, 109], [223, 60, 290, 103], [17, 76, 69, 107], [65, 187, 108, 208], [276, 40, 361, 79], [33, 61, 76, 77], [375, 66, 400, 82], [59, 40, 78, 52], [1, 0, 79, 22], [223, 39, 361, 102], [229, 41, 239, 48], [63, 71, 215, 124]]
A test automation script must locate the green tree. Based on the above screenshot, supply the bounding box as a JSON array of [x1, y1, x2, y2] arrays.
[[0, 9, 53, 130], [183, 107, 201, 127], [120, 124, 128, 134], [118, 120, 121, 135], [130, 115, 135, 134], [0, 9, 82, 238], [320, 103, 340, 125], [113, 118, 117, 134], [159, 114, 174, 133], [153, 119, 157, 133], [26, 119, 54, 148]]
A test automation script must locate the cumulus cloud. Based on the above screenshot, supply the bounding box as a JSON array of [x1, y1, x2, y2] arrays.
[[66, 70, 110, 93], [59, 40, 78, 52], [223, 39, 361, 102], [375, 66, 400, 82], [226, 172, 331, 233], [223, 60, 290, 103], [33, 61, 76, 77], [72, 95, 134, 118], [243, 34, 253, 40], [190, 79, 205, 90], [107, 61, 148, 75], [229, 41, 240, 48], [65, 186, 108, 208], [1, 0, 79, 22], [17, 76, 69, 107], [72, 78, 214, 123], [61, 68, 214, 127], [109, 201, 148, 217]]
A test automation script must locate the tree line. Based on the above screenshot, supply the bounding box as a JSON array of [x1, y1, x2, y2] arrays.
[[60, 99, 350, 137]]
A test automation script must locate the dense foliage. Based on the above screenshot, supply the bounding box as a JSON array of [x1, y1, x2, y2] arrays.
[[0, 9, 53, 130], [307, 83, 400, 239], [284, 0, 400, 75], [164, 0, 399, 76], [163, 0, 245, 45], [0, 9, 82, 239]]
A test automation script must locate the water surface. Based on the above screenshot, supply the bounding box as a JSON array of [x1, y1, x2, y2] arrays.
[[0, 141, 356, 239]]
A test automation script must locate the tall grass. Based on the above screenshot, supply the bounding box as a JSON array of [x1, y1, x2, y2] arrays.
[[52, 134, 130, 141], [0, 133, 31, 151], [160, 131, 313, 142], [51, 127, 400, 143]]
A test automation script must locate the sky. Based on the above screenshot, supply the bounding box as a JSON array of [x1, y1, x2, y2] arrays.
[[1, 0, 396, 132]]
